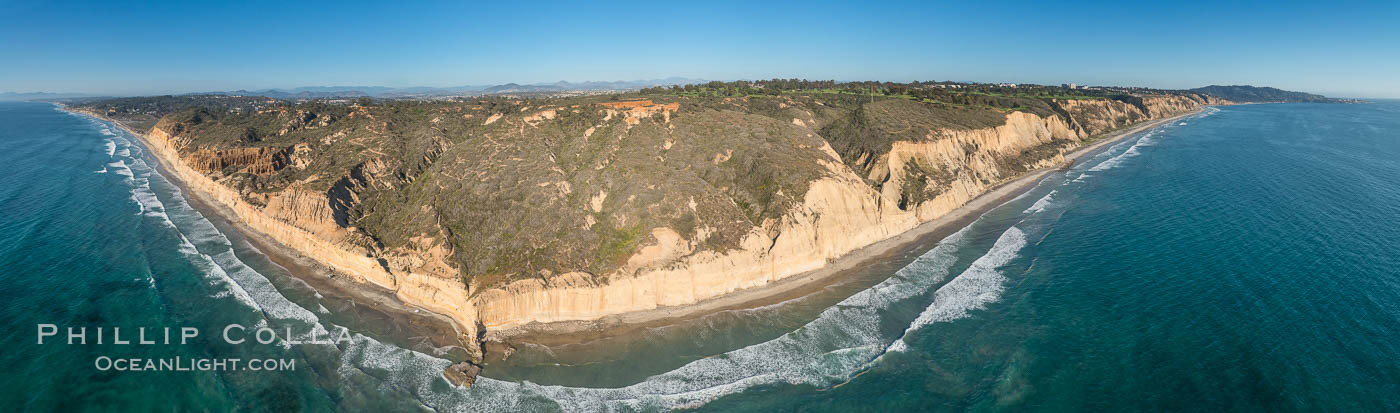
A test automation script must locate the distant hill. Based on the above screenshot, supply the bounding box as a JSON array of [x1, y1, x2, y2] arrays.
[[1190, 85, 1353, 103], [0, 91, 96, 101], [201, 78, 706, 99], [8, 78, 704, 102], [214, 89, 374, 99]]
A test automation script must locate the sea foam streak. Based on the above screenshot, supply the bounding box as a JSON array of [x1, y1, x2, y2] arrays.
[[95, 111, 1021, 411], [1088, 133, 1151, 172], [97, 120, 445, 410], [445, 228, 973, 411], [458, 226, 1036, 411], [83, 110, 1065, 411], [887, 226, 1027, 353], [1076, 107, 1217, 177], [119, 133, 327, 325], [1024, 190, 1056, 214]]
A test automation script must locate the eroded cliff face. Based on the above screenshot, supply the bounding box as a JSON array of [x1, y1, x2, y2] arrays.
[[143, 124, 485, 363], [186, 145, 303, 176], [467, 109, 1096, 328], [1055, 95, 1224, 136], [138, 93, 1216, 353], [462, 96, 1219, 330]]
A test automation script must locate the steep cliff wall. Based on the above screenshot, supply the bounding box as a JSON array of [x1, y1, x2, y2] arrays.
[[186, 145, 296, 175], [1053, 94, 1220, 136], [466, 104, 1176, 329], [136, 94, 1213, 349], [142, 123, 484, 361]]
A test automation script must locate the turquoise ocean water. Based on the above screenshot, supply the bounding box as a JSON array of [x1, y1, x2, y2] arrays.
[[0, 101, 1396, 411]]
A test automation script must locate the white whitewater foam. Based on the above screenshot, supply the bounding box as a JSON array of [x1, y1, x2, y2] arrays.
[[1082, 106, 1222, 174], [1024, 190, 1057, 214], [83, 114, 459, 408], [106, 160, 133, 178], [1088, 134, 1152, 172], [108, 127, 1019, 410], [435, 228, 974, 411], [109, 134, 262, 311], [97, 126, 466, 411], [446, 225, 1035, 411], [78, 110, 1050, 411], [133, 149, 321, 325], [887, 226, 1027, 353]]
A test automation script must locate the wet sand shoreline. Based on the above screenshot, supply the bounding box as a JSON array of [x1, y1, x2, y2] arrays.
[[64, 106, 477, 358], [489, 109, 1202, 348], [65, 104, 1198, 359]]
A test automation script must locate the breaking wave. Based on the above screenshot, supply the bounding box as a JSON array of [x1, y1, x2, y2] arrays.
[[75, 106, 1128, 411], [887, 226, 1027, 353], [451, 227, 974, 411], [1088, 133, 1151, 172], [1024, 190, 1057, 214], [93, 117, 447, 410], [460, 105, 1224, 411], [1078, 107, 1218, 175], [94, 110, 1033, 411]]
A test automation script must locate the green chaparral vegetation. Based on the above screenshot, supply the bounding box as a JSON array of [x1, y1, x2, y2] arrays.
[[640, 79, 1176, 114], [65, 79, 1224, 290]]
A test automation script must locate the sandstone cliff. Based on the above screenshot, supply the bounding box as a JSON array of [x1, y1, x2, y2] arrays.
[[127, 92, 1218, 366]]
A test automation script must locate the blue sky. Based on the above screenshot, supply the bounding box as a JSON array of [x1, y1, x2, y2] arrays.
[[1, 0, 1396, 97]]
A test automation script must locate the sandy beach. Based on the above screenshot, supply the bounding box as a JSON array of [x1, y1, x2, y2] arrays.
[[71, 105, 1200, 354], [488, 108, 1203, 347], [65, 107, 479, 356]]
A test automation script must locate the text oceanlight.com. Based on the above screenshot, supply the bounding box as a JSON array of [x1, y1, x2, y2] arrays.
[[94, 356, 295, 372]]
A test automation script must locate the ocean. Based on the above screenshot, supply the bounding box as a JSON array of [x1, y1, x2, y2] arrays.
[[0, 100, 1396, 411]]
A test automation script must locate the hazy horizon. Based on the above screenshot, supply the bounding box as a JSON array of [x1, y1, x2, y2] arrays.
[[3, 0, 1397, 98], [4, 79, 1388, 101]]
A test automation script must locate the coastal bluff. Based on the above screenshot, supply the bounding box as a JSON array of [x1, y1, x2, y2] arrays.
[[92, 91, 1224, 383]]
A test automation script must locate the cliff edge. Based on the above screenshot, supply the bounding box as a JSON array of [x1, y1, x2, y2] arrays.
[[106, 90, 1222, 383]]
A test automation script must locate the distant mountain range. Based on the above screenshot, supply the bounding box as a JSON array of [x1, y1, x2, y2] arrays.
[[3, 78, 707, 101], [1189, 85, 1358, 103], [7, 81, 1359, 103], [200, 77, 707, 99]]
